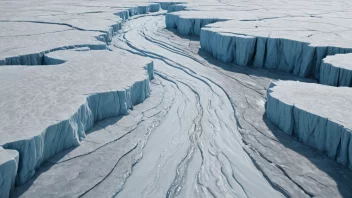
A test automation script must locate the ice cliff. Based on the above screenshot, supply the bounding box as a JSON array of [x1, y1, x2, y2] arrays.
[[320, 54, 352, 87], [0, 148, 18, 198], [0, 49, 154, 197], [266, 81, 352, 168], [166, 10, 352, 84], [165, 6, 352, 170]]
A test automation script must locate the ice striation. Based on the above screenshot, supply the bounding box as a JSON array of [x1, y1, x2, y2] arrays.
[[200, 19, 352, 81], [2, 0, 352, 197], [266, 81, 352, 168], [164, 2, 352, 172]]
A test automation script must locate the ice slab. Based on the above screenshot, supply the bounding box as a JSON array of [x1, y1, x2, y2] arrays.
[[201, 18, 352, 79], [165, 3, 352, 83], [266, 81, 352, 168], [166, 11, 232, 36], [0, 49, 154, 186], [320, 54, 352, 87], [9, 78, 173, 198], [165, 10, 291, 36], [0, 148, 18, 198], [0, 1, 161, 65]]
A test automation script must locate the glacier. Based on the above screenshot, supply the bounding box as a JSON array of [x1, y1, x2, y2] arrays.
[[0, 2, 163, 66], [165, 1, 352, 170], [1, 0, 352, 197], [266, 81, 352, 167]]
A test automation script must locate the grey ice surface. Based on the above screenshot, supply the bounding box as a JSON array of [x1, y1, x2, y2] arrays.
[[1, 0, 352, 198], [165, 0, 352, 174]]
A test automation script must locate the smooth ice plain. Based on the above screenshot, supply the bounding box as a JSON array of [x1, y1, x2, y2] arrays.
[[1, 0, 352, 197]]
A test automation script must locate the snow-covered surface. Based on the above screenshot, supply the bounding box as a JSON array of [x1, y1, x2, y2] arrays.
[[1, 49, 153, 186], [166, 2, 352, 81], [165, 1, 352, 173], [1, 0, 352, 197], [266, 81, 352, 166], [0, 1, 165, 65], [320, 54, 352, 86]]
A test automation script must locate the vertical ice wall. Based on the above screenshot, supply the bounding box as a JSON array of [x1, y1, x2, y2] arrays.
[[200, 27, 352, 81], [165, 12, 352, 84], [0, 148, 19, 198], [0, 3, 161, 196], [320, 54, 352, 87], [165, 12, 229, 36], [2, 61, 154, 186], [266, 81, 352, 169]]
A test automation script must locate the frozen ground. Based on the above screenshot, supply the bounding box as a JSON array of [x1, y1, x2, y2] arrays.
[[1, 0, 352, 198]]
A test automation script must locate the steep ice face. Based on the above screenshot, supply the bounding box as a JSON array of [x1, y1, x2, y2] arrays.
[[0, 2, 161, 66], [0, 49, 154, 186], [266, 81, 352, 168], [165, 3, 352, 84], [0, 2, 162, 196], [320, 54, 352, 87], [1, 0, 352, 197], [166, 11, 231, 36], [0, 148, 18, 198], [200, 18, 352, 80]]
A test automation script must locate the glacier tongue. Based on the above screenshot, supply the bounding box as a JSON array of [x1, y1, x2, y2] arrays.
[[0, 2, 161, 66]]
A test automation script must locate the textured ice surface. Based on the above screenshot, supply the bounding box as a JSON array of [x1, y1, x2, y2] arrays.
[[166, 2, 352, 83], [0, 1, 165, 196], [0, 148, 18, 198], [0, 49, 154, 186], [165, 3, 352, 171], [266, 81, 352, 167], [320, 54, 352, 87], [0, 1, 162, 65], [200, 19, 352, 80], [2, 0, 352, 197], [10, 79, 170, 198]]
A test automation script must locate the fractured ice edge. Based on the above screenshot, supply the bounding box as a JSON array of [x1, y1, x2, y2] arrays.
[[166, 10, 352, 83], [266, 81, 352, 167], [165, 5, 352, 169], [0, 1, 182, 196], [0, 49, 154, 197], [0, 2, 182, 66]]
